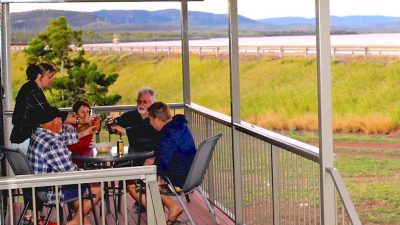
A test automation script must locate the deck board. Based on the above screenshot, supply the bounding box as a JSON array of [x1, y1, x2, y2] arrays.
[[8, 191, 234, 225]]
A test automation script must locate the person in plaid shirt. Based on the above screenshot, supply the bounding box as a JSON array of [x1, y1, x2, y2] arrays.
[[28, 106, 100, 225]]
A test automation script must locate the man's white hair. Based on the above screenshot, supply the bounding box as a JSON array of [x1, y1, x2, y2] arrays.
[[137, 87, 156, 101]]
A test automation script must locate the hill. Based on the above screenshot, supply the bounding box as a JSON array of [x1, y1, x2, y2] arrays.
[[10, 52, 400, 134], [11, 9, 400, 33], [259, 15, 400, 32], [11, 9, 268, 32]]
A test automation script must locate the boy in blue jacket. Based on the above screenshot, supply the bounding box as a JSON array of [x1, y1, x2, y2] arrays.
[[128, 102, 196, 224]]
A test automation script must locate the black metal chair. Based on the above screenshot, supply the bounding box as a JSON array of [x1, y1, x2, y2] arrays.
[[162, 133, 223, 225], [1, 147, 98, 225], [2, 147, 56, 225]]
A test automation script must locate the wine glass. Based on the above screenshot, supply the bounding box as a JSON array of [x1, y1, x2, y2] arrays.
[[91, 113, 101, 134]]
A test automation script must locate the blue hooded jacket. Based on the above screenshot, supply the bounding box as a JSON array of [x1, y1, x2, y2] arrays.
[[155, 114, 196, 188]]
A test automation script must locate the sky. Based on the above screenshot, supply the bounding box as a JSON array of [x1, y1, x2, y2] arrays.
[[9, 0, 400, 20]]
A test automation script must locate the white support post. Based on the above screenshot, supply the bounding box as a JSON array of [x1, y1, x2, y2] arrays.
[[228, 0, 243, 224], [180, 0, 191, 106], [1, 4, 13, 148], [315, 0, 335, 225]]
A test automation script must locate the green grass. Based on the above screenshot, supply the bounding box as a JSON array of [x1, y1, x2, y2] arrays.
[[10, 53, 400, 134], [334, 149, 400, 224], [335, 156, 400, 177], [285, 131, 400, 143]]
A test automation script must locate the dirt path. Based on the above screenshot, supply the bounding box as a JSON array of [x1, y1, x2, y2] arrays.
[[333, 141, 400, 151]]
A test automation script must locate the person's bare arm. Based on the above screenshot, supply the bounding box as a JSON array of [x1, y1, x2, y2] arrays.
[[77, 125, 96, 138]]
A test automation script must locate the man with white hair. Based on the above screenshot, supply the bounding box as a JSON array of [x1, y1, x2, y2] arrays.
[[111, 87, 161, 163]]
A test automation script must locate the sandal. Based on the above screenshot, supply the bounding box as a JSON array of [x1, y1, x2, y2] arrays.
[[166, 220, 186, 225], [23, 217, 57, 225], [22, 216, 33, 225]]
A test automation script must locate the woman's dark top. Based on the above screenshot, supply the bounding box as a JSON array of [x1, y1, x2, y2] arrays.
[[115, 110, 160, 152], [10, 80, 67, 143], [155, 114, 196, 188]]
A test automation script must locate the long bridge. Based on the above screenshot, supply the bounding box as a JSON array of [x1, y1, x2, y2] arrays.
[[11, 44, 400, 59]]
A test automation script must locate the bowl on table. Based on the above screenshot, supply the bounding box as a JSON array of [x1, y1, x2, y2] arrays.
[[94, 142, 113, 153]]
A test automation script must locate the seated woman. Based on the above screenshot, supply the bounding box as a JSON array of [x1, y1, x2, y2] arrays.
[[67, 100, 98, 167]]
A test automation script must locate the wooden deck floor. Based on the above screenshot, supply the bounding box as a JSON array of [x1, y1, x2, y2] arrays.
[[9, 191, 234, 225], [102, 191, 234, 225]]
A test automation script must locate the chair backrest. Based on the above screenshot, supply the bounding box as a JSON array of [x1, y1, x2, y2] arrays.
[[1, 147, 49, 202], [182, 133, 222, 192], [1, 147, 34, 175]]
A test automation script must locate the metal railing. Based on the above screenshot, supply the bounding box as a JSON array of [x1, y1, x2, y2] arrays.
[[2, 103, 361, 225], [327, 168, 362, 225], [0, 166, 165, 225], [185, 103, 361, 225], [10, 45, 400, 59]]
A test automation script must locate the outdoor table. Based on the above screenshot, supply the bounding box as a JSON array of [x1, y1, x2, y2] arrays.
[[71, 146, 154, 168], [71, 146, 154, 225]]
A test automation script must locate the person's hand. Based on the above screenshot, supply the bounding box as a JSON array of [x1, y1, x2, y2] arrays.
[[105, 116, 115, 132], [80, 116, 94, 125], [143, 157, 155, 166], [111, 125, 126, 135]]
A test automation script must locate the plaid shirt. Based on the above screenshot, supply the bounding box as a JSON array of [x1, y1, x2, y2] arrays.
[[28, 127, 79, 203], [10, 80, 67, 143]]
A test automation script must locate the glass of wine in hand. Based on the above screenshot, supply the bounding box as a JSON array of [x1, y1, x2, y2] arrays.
[[91, 113, 101, 134]]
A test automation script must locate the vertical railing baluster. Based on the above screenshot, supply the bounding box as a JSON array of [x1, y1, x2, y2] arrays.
[[8, 189, 13, 225], [206, 118, 215, 202], [271, 145, 280, 225]]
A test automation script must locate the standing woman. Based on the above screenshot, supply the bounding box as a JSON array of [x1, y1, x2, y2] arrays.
[[10, 63, 91, 153]]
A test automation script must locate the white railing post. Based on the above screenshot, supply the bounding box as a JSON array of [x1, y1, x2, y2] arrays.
[[271, 145, 280, 225], [279, 47, 284, 58], [146, 175, 166, 225], [332, 47, 336, 59], [305, 47, 309, 58]]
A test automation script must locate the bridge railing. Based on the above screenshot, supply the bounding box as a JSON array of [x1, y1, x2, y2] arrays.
[[11, 44, 400, 58]]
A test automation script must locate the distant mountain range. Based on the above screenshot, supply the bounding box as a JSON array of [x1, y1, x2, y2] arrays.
[[11, 9, 400, 33]]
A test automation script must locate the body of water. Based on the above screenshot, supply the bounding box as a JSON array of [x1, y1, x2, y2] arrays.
[[89, 33, 400, 47]]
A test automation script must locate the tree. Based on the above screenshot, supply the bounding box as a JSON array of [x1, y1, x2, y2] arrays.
[[23, 16, 121, 107]]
